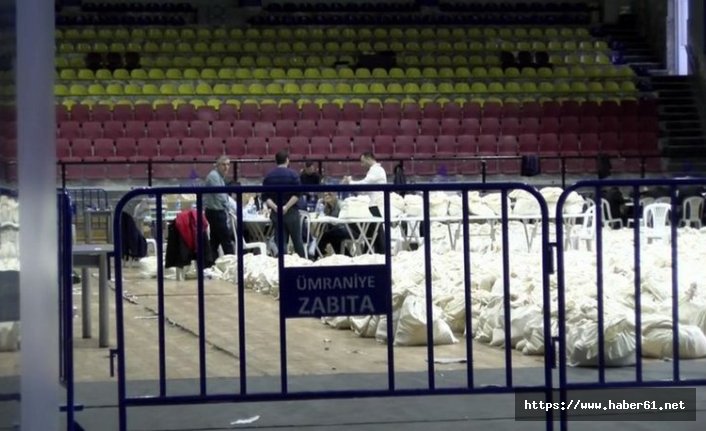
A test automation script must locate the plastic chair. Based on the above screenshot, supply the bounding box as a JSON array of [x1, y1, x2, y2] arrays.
[[680, 196, 704, 228], [642, 203, 672, 244], [227, 211, 267, 256]]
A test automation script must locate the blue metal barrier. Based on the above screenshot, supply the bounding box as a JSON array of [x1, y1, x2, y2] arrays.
[[57, 190, 81, 430], [112, 182, 556, 431], [555, 178, 706, 430]]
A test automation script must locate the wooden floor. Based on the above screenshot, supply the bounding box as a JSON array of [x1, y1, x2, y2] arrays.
[[1, 267, 544, 385]]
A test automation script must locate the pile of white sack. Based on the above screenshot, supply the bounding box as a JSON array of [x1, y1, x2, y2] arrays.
[[152, 187, 706, 366], [0, 195, 19, 271]]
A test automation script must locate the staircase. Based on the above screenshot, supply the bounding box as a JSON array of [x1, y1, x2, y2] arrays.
[[602, 24, 706, 174]]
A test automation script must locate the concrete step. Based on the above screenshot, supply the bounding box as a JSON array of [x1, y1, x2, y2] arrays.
[[660, 112, 701, 122]]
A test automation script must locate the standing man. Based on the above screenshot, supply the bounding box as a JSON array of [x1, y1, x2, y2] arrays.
[[343, 152, 388, 253], [299, 161, 322, 211], [204, 155, 235, 257], [262, 150, 306, 257]]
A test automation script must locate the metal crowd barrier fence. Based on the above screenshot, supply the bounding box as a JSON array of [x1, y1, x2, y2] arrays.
[[58, 190, 82, 431], [554, 178, 706, 430], [111, 182, 556, 431], [56, 153, 666, 188]]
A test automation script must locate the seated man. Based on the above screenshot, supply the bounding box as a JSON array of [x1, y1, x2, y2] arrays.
[[317, 192, 349, 256]]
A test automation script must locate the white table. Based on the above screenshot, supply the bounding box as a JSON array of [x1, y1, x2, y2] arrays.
[[309, 215, 384, 256], [242, 213, 273, 244]]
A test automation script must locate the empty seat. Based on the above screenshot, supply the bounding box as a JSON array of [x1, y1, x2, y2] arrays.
[[309, 137, 331, 158], [224, 137, 247, 157], [167, 120, 189, 138], [189, 121, 211, 139], [147, 121, 168, 139], [233, 120, 254, 137], [81, 122, 103, 139]]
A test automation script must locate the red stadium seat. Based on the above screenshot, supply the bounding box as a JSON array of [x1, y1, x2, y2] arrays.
[[442, 102, 462, 119], [501, 118, 520, 136], [359, 119, 379, 137], [167, 120, 189, 138], [477, 135, 497, 155], [415, 135, 436, 157], [300, 103, 321, 120], [482, 102, 502, 118], [275, 120, 296, 138], [260, 104, 280, 122], [342, 103, 362, 122], [440, 118, 461, 135], [538, 133, 560, 155], [254, 121, 275, 138], [481, 117, 500, 136], [224, 137, 246, 157], [154, 104, 176, 122], [157, 137, 180, 160], [289, 136, 309, 156], [310, 136, 331, 158], [280, 103, 300, 121], [177, 137, 203, 161], [521, 102, 542, 119], [202, 137, 224, 157], [321, 103, 341, 121], [422, 102, 443, 120], [540, 117, 559, 134], [218, 104, 239, 122], [316, 119, 337, 137], [331, 136, 352, 158], [81, 122, 103, 140], [379, 118, 400, 136], [560, 100, 581, 118], [420, 118, 440, 136], [103, 121, 124, 139], [56, 138, 72, 160], [131, 137, 159, 161], [456, 135, 476, 154], [399, 119, 419, 136], [59, 121, 81, 139], [189, 120, 210, 139], [211, 120, 232, 138], [497, 136, 518, 155], [518, 134, 538, 154], [176, 104, 197, 121], [196, 106, 218, 122], [352, 136, 373, 154], [91, 105, 112, 122], [559, 133, 580, 156], [233, 120, 253, 137], [382, 103, 401, 119], [245, 137, 267, 158], [56, 105, 69, 123], [579, 133, 600, 156], [501, 103, 521, 119], [70, 138, 94, 160], [373, 135, 394, 157], [143, 121, 165, 139], [462, 102, 482, 119], [133, 104, 154, 122], [112, 104, 134, 122], [93, 138, 120, 161], [115, 137, 136, 159], [401, 103, 422, 120], [336, 120, 358, 137], [598, 132, 620, 156], [461, 118, 480, 135], [70, 104, 91, 122], [559, 116, 580, 135], [296, 120, 317, 138], [267, 136, 288, 156], [436, 135, 457, 156], [393, 136, 415, 158], [362, 103, 382, 120], [239, 103, 260, 122]]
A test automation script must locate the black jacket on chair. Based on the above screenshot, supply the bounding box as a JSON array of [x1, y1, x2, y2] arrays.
[[164, 220, 214, 269], [120, 211, 147, 260]]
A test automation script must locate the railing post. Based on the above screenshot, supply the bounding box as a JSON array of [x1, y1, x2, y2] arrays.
[[481, 160, 487, 183], [147, 160, 153, 187]]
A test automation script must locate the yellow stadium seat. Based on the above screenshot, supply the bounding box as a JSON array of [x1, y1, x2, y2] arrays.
[[222, 57, 238, 67], [405, 67, 422, 79], [207, 98, 223, 109], [256, 57, 273, 67], [160, 42, 176, 53], [69, 57, 84, 68], [265, 83, 283, 95], [106, 83, 124, 95], [247, 83, 265, 95], [319, 68, 336, 79], [484, 55, 501, 66], [55, 84, 69, 96], [270, 68, 287, 79], [233, 68, 251, 79], [538, 82, 555, 93], [520, 82, 537, 93], [504, 67, 520, 78], [59, 69, 77, 80], [549, 55, 565, 66], [55, 57, 69, 68], [81, 28, 97, 40], [88, 83, 105, 95], [61, 29, 77, 39], [438, 68, 454, 79], [499, 28, 513, 38], [213, 84, 230, 95], [596, 54, 611, 65], [109, 42, 125, 52], [301, 83, 318, 94], [570, 82, 588, 93], [286, 68, 303, 79], [69, 84, 87, 96], [251, 68, 267, 79], [370, 83, 386, 94], [421, 67, 438, 79], [165, 69, 182, 79], [180, 28, 196, 40], [455, 67, 471, 79], [192, 42, 208, 53], [318, 83, 335, 94], [520, 68, 537, 78], [239, 56, 256, 67], [94, 69, 111, 80], [405, 41, 421, 52], [488, 82, 504, 93], [454, 82, 471, 93], [547, 41, 563, 51], [260, 42, 276, 53], [157, 83, 175, 95], [483, 28, 498, 37], [142, 69, 161, 80], [471, 82, 487, 93], [554, 82, 571, 93], [451, 55, 468, 66], [438, 83, 454, 94], [113, 69, 130, 79], [337, 68, 354, 79], [420, 82, 437, 94], [76, 69, 96, 80], [620, 81, 637, 92], [262, 28, 277, 39], [402, 55, 420, 67], [304, 68, 322, 79], [144, 42, 160, 53], [188, 57, 205, 68], [231, 84, 248, 95], [177, 84, 194, 95], [283, 83, 300, 95], [501, 41, 516, 51], [588, 82, 604, 92], [201, 68, 218, 80], [386, 83, 404, 94], [502, 82, 519, 93], [353, 83, 370, 94], [570, 66, 587, 78], [403, 83, 420, 94], [205, 56, 222, 68], [354, 68, 371, 79], [125, 84, 142, 95], [537, 67, 553, 78]]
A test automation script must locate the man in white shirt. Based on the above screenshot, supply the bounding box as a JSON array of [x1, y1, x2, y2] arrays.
[[343, 152, 388, 253]]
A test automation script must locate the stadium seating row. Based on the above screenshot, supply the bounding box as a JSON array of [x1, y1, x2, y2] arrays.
[[51, 133, 659, 165], [56, 52, 618, 69], [56, 40, 610, 54], [55, 100, 659, 122], [55, 26, 595, 41], [53, 80, 639, 97], [55, 117, 659, 140], [56, 65, 634, 81]]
